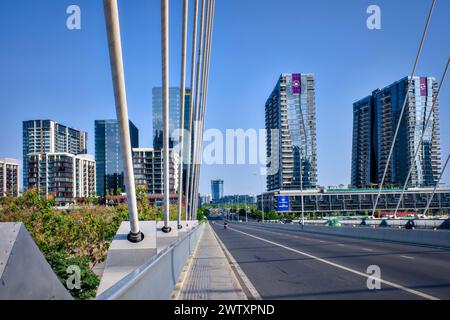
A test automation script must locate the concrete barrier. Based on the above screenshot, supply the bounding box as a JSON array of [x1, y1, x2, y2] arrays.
[[0, 223, 72, 300], [96, 223, 205, 300], [247, 222, 450, 249]]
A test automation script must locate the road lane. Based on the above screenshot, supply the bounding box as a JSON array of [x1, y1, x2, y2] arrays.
[[211, 221, 450, 300]]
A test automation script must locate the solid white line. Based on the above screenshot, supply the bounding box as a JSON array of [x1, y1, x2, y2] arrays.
[[229, 227, 439, 301]]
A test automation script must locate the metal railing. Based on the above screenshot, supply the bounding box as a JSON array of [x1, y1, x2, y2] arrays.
[[97, 223, 204, 300]]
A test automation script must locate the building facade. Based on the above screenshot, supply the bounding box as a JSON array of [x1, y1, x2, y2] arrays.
[[27, 153, 96, 205], [200, 194, 212, 206], [95, 120, 139, 196], [132, 148, 179, 195], [23, 120, 87, 189], [351, 96, 376, 188], [211, 179, 224, 202], [152, 87, 191, 149], [351, 76, 441, 188], [0, 158, 20, 197], [258, 188, 450, 215], [213, 195, 256, 205], [265, 73, 318, 192]]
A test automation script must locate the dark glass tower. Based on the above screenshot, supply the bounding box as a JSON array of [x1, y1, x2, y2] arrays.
[[351, 76, 441, 188], [211, 179, 224, 202], [95, 120, 139, 196]]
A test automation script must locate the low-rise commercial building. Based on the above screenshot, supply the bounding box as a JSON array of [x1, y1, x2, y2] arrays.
[[257, 188, 450, 215]]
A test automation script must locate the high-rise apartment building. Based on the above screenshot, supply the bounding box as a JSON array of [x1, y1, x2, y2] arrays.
[[132, 148, 179, 195], [152, 87, 191, 149], [211, 179, 224, 201], [95, 120, 139, 196], [351, 96, 376, 188], [23, 120, 87, 189], [265, 73, 318, 191], [351, 76, 441, 188], [27, 153, 96, 205], [0, 158, 20, 197]]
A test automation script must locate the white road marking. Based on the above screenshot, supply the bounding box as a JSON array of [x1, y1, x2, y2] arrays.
[[337, 244, 346, 247], [228, 226, 439, 301], [400, 255, 415, 260], [363, 248, 374, 252]]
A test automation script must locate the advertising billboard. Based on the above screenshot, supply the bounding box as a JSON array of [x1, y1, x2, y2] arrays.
[[277, 195, 290, 212]]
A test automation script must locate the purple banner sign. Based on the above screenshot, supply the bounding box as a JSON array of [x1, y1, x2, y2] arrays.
[[420, 77, 427, 97], [292, 73, 301, 94]]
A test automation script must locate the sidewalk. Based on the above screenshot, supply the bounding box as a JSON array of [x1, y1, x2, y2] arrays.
[[173, 223, 247, 300]]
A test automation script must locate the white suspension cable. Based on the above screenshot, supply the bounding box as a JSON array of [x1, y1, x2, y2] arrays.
[[371, 0, 436, 217]]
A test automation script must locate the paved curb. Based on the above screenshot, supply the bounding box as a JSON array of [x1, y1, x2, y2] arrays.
[[210, 224, 262, 300], [171, 224, 205, 300]]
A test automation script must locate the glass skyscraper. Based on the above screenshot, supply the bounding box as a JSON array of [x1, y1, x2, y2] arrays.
[[351, 76, 441, 188], [211, 179, 224, 201], [152, 87, 191, 150], [265, 73, 318, 191], [95, 120, 139, 196]]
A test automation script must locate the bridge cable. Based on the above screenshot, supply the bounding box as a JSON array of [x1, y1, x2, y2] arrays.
[[371, 0, 436, 217]]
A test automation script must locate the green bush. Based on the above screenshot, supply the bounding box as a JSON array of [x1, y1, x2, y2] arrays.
[[46, 252, 100, 300]]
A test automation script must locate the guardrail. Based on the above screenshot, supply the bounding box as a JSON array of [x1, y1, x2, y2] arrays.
[[244, 221, 450, 249], [96, 223, 205, 300], [262, 219, 449, 229]]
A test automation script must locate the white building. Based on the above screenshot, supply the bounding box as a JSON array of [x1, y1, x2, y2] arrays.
[[27, 153, 96, 205], [0, 158, 20, 197]]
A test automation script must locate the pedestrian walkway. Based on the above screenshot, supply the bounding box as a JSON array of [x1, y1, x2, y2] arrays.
[[173, 223, 247, 300]]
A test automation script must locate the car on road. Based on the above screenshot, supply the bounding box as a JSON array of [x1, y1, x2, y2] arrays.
[[327, 218, 342, 228]]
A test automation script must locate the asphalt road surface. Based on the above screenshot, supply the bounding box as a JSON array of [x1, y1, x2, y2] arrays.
[[210, 220, 450, 300]]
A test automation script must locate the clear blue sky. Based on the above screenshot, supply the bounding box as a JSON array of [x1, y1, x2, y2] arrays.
[[0, 0, 449, 195]]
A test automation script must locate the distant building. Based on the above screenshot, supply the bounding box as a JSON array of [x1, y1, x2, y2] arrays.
[[352, 76, 441, 188], [265, 73, 318, 192], [0, 158, 20, 197], [95, 120, 139, 196], [214, 195, 256, 205], [27, 153, 96, 205], [23, 120, 87, 189], [132, 148, 179, 195], [200, 194, 212, 206], [211, 179, 224, 201], [152, 87, 191, 149]]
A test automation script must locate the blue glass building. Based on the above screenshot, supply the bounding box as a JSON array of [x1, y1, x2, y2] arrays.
[[95, 120, 139, 196], [152, 87, 191, 150], [211, 179, 224, 202]]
